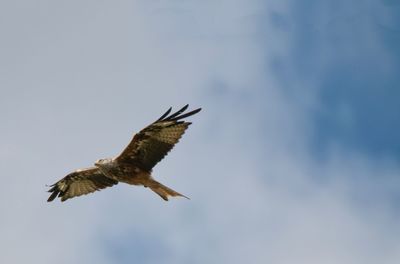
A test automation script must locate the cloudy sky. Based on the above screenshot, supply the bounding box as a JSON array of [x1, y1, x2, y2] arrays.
[[1, 0, 399, 263]]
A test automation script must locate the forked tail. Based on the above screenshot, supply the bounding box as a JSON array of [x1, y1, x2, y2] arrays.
[[147, 179, 189, 201]]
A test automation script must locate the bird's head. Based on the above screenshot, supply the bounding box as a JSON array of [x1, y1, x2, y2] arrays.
[[95, 158, 112, 167]]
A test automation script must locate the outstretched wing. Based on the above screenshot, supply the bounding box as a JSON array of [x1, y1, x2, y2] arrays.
[[116, 104, 201, 171], [47, 167, 118, 202]]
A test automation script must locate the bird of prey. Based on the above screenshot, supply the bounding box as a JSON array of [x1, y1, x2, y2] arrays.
[[47, 105, 201, 202]]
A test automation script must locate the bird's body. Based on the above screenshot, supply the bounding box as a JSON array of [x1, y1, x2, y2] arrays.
[[47, 105, 200, 202], [95, 158, 149, 185]]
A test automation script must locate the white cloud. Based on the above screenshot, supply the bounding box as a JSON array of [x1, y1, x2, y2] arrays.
[[0, 1, 399, 264]]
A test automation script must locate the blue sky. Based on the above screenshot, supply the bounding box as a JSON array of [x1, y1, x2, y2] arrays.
[[285, 0, 400, 159], [0, 1, 399, 263]]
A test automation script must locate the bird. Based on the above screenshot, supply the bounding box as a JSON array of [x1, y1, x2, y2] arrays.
[[47, 104, 201, 202]]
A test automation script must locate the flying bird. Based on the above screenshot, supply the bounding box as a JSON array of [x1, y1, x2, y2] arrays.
[[47, 105, 201, 202]]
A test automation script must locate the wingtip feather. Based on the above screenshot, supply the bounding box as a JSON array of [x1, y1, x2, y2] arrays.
[[157, 107, 172, 121], [169, 107, 201, 121], [47, 189, 59, 202]]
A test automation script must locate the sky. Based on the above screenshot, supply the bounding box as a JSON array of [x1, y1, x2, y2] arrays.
[[0, 0, 399, 263]]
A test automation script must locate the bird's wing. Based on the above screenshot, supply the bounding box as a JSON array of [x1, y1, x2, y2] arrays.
[[47, 167, 118, 202], [116, 105, 201, 171]]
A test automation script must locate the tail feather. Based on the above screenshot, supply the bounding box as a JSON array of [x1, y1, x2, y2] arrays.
[[147, 179, 189, 201]]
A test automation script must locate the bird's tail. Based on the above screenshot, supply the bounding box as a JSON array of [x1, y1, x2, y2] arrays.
[[147, 179, 189, 201]]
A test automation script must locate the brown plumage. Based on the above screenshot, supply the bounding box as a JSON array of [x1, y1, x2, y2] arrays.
[[47, 105, 201, 202]]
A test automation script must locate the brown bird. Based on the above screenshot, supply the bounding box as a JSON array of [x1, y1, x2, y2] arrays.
[[47, 105, 201, 202]]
